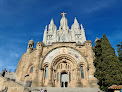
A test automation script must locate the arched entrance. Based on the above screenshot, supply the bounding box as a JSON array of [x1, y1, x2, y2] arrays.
[[61, 72, 68, 87], [42, 47, 86, 87]]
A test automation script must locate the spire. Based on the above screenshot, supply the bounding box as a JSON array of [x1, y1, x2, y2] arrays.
[[71, 17, 80, 30], [80, 24, 86, 41], [74, 17, 78, 24], [43, 25, 47, 44], [81, 24, 84, 30], [45, 25, 47, 31], [50, 18, 54, 24]]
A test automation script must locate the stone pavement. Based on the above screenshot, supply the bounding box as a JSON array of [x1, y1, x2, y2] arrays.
[[27, 87, 104, 92]]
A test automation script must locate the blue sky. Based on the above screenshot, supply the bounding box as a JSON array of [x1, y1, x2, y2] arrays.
[[0, 0, 122, 72]]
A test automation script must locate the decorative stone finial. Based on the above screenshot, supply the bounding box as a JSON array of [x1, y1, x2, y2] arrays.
[[81, 24, 84, 30], [61, 12, 67, 17], [50, 18, 54, 24], [45, 25, 47, 29], [74, 17, 78, 23]]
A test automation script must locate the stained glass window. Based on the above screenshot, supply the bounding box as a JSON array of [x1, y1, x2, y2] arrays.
[[81, 66, 84, 79], [69, 72, 71, 82], [45, 66, 48, 79], [57, 72, 59, 82]]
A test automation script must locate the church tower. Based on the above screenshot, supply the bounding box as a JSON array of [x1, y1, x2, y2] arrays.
[[43, 12, 86, 45]]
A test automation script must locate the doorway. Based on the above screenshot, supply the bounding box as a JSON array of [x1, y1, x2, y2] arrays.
[[61, 72, 68, 87]]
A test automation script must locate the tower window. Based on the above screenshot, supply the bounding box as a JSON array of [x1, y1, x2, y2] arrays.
[[45, 66, 48, 79], [81, 66, 84, 79], [30, 67, 33, 73]]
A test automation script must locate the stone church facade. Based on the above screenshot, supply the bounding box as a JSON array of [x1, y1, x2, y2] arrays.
[[15, 13, 98, 88]]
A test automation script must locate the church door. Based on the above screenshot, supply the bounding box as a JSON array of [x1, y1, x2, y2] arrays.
[[61, 72, 68, 87]]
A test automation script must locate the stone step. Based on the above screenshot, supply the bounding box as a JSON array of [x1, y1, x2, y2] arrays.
[[27, 87, 104, 92]]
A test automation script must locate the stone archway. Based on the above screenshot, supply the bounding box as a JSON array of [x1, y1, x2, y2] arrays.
[[42, 47, 86, 87], [51, 54, 77, 87]]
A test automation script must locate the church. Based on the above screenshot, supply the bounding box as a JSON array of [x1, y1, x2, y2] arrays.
[[0, 13, 100, 92], [15, 12, 98, 88]]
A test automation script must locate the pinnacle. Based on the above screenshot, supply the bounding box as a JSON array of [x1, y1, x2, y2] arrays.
[[74, 17, 78, 23], [50, 18, 54, 24]]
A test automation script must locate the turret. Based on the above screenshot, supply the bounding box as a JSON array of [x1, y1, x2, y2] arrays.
[[84, 40, 92, 48], [36, 41, 44, 56], [43, 25, 47, 44], [27, 39, 34, 53], [48, 18, 57, 34], [80, 24, 86, 42], [36, 41, 44, 50]]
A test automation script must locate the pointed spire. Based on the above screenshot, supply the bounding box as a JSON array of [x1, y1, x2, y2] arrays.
[[74, 17, 78, 23], [50, 18, 54, 24], [45, 25, 47, 30], [81, 24, 84, 30]]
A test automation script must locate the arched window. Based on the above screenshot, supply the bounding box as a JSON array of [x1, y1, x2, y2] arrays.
[[45, 66, 48, 79], [69, 72, 71, 82], [61, 64, 62, 69], [30, 67, 33, 73], [81, 66, 84, 79], [66, 64, 67, 69], [59, 65, 60, 69], [57, 72, 59, 82]]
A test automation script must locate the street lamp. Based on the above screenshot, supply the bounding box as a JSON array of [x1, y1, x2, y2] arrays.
[[22, 74, 29, 92]]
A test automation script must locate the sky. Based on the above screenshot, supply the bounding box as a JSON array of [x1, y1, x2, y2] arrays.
[[0, 0, 122, 72]]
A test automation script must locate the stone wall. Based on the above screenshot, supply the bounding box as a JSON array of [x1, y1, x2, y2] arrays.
[[0, 76, 5, 90]]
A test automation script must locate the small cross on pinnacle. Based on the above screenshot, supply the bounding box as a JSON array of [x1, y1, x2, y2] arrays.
[[61, 12, 67, 17]]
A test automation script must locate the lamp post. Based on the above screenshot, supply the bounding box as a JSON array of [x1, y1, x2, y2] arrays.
[[22, 74, 29, 92]]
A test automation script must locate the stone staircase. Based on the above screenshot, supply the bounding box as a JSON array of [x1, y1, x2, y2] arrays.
[[27, 87, 104, 92]]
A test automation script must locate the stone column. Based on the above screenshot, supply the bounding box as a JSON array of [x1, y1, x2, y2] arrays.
[[75, 68, 82, 87], [59, 72, 61, 86], [47, 67, 53, 87], [68, 71, 69, 84], [38, 68, 43, 87], [53, 69, 56, 87]]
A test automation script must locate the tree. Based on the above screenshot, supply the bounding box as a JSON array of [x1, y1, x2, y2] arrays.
[[94, 34, 122, 92], [117, 41, 122, 62]]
